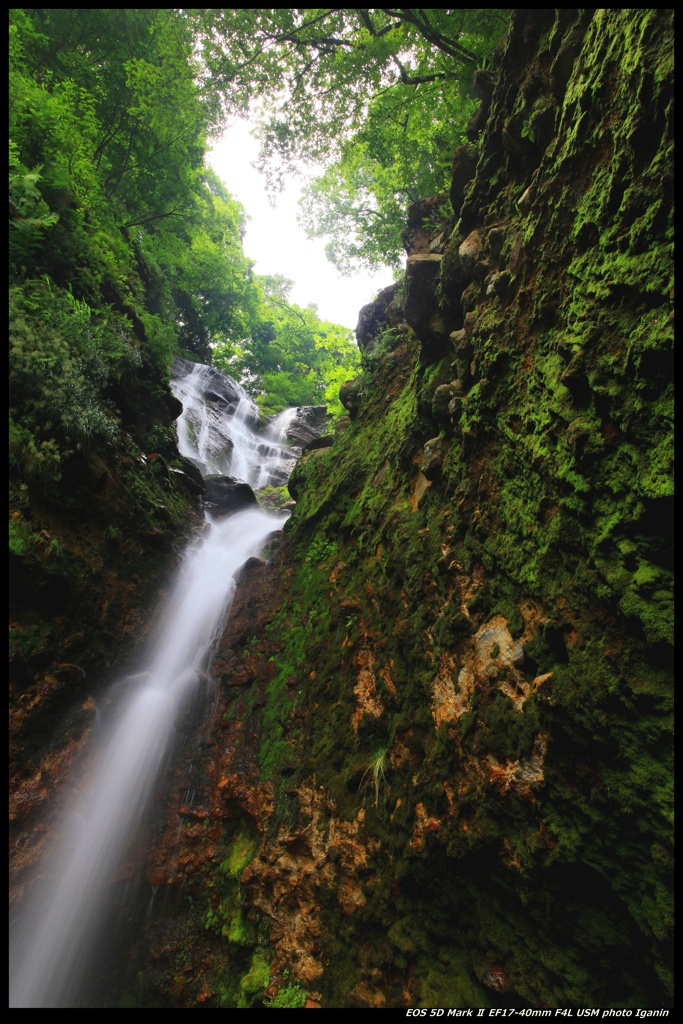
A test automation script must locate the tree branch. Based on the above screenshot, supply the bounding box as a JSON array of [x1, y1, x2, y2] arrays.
[[266, 296, 307, 324], [380, 8, 479, 65], [357, 9, 403, 38], [120, 204, 189, 229], [392, 55, 451, 85]]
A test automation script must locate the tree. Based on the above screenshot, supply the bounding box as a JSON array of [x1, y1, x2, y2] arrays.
[[9, 9, 220, 312], [211, 276, 360, 417], [8, 8, 261, 495], [9, 6, 510, 497], [190, 9, 510, 271], [298, 78, 476, 272]]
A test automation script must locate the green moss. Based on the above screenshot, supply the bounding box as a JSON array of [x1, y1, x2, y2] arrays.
[[9, 620, 51, 659], [227, 907, 255, 946], [618, 587, 673, 646], [9, 515, 33, 556], [213, 9, 674, 1010], [258, 484, 291, 511], [238, 950, 271, 1008], [204, 822, 261, 964], [417, 948, 492, 1008], [387, 919, 420, 956], [266, 982, 307, 1009], [223, 830, 258, 879]]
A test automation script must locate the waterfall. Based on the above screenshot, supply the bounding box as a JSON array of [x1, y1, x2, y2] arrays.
[[9, 362, 302, 1008], [171, 361, 297, 488], [265, 406, 299, 445]]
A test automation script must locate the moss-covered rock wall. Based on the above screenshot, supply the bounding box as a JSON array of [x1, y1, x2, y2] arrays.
[[128, 9, 673, 1009]]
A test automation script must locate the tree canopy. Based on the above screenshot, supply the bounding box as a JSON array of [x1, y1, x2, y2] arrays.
[[212, 275, 359, 417], [190, 8, 510, 271]]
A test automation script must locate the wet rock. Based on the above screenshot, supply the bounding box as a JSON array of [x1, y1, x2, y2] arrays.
[[478, 378, 492, 400], [487, 226, 506, 262], [449, 328, 472, 355], [282, 406, 331, 448], [170, 355, 199, 379], [432, 382, 464, 424], [233, 557, 268, 585], [508, 232, 524, 275], [178, 456, 208, 486], [404, 254, 449, 356], [486, 271, 501, 296], [549, 27, 586, 100], [401, 194, 449, 256], [464, 311, 478, 340], [165, 393, 184, 421], [502, 120, 528, 159], [172, 358, 262, 434], [531, 102, 557, 152], [450, 143, 478, 214], [334, 415, 352, 435], [518, 185, 536, 215], [302, 434, 334, 454], [202, 476, 258, 516], [242, 556, 267, 572], [143, 527, 166, 547], [169, 466, 205, 496], [458, 229, 483, 277], [473, 259, 491, 282], [172, 356, 243, 410], [261, 462, 296, 490], [355, 282, 403, 350], [440, 237, 470, 313], [473, 68, 498, 104], [340, 377, 365, 419], [465, 101, 489, 141], [448, 396, 463, 423], [184, 412, 234, 476], [459, 283, 479, 320], [421, 437, 451, 480], [259, 530, 285, 559], [490, 269, 515, 304]]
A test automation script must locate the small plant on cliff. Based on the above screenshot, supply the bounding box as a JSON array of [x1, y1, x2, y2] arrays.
[[521, 116, 536, 143], [360, 746, 389, 809], [265, 981, 307, 1009]]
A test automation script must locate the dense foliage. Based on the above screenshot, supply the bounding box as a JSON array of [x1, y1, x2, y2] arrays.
[[190, 8, 510, 270], [212, 274, 359, 416]]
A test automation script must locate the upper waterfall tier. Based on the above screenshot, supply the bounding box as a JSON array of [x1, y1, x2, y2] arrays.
[[170, 358, 292, 489], [170, 358, 331, 491]]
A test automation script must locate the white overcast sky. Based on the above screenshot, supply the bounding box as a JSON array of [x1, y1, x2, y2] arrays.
[[207, 120, 393, 332]]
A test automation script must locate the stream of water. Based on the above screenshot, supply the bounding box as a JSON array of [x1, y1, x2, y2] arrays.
[[9, 362, 298, 1008]]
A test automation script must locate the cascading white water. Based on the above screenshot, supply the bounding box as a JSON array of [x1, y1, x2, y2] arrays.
[[265, 406, 299, 445], [171, 362, 296, 489], [9, 362, 298, 1008]]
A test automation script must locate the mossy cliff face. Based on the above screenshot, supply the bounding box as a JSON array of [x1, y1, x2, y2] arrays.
[[132, 9, 672, 1009]]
